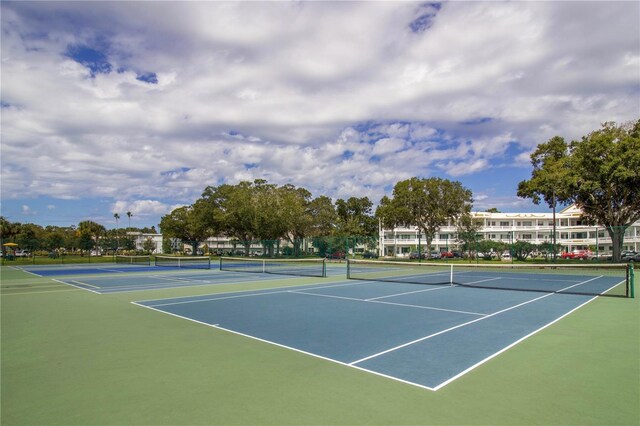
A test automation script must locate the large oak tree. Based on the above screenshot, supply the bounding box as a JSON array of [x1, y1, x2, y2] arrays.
[[518, 120, 640, 261], [377, 177, 473, 255]]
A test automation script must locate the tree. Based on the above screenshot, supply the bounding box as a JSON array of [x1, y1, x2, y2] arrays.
[[253, 180, 288, 256], [511, 240, 536, 261], [456, 213, 483, 258], [126, 211, 132, 229], [308, 196, 337, 236], [78, 221, 106, 253], [335, 197, 377, 237], [44, 230, 66, 252], [15, 223, 44, 252], [485, 207, 501, 213], [377, 177, 473, 255], [159, 205, 210, 255], [0, 216, 19, 244], [537, 241, 562, 261], [142, 237, 156, 254], [113, 213, 120, 252], [517, 136, 572, 261], [278, 184, 314, 256], [199, 181, 258, 256], [519, 120, 640, 261]]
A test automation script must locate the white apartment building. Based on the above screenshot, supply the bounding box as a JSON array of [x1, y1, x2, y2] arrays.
[[128, 205, 640, 257], [127, 232, 163, 254], [379, 204, 640, 257]]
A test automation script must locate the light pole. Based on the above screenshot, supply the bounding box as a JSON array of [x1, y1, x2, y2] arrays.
[[417, 231, 422, 262]]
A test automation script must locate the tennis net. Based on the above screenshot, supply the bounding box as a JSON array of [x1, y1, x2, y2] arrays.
[[155, 256, 211, 269], [347, 259, 632, 297], [220, 257, 327, 278], [115, 255, 151, 265]]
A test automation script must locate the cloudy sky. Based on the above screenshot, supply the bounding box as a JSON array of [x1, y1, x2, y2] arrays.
[[1, 1, 639, 229]]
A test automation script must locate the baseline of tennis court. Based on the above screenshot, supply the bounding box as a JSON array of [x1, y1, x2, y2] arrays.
[[133, 276, 605, 391]]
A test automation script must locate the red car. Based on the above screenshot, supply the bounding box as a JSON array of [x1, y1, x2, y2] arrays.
[[326, 251, 346, 259], [561, 249, 592, 260]]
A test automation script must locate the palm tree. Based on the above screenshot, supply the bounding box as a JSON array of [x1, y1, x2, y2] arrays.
[[126, 211, 132, 229], [113, 213, 120, 253]]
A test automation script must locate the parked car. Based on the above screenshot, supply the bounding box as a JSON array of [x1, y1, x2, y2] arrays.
[[561, 249, 592, 260], [428, 251, 441, 259], [326, 251, 346, 259], [408, 251, 426, 260], [440, 251, 454, 258], [14, 250, 31, 257], [621, 251, 638, 262], [362, 251, 378, 259]]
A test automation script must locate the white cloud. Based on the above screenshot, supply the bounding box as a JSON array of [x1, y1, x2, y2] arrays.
[[1, 1, 637, 223], [111, 200, 185, 218]]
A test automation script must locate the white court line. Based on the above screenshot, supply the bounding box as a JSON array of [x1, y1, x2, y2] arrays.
[[95, 273, 300, 295], [70, 280, 101, 289], [454, 270, 585, 284], [0, 283, 70, 290], [131, 275, 616, 392], [289, 290, 486, 316], [348, 275, 604, 366], [365, 285, 453, 301], [459, 277, 503, 286], [0, 288, 82, 296], [143, 280, 372, 307], [52, 278, 101, 294], [149, 275, 212, 284], [131, 301, 437, 392], [431, 294, 600, 391], [7, 267, 43, 278]]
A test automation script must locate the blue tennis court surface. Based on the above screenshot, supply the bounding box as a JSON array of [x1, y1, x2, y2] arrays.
[[17, 263, 157, 276], [14, 262, 346, 293], [134, 279, 599, 390]]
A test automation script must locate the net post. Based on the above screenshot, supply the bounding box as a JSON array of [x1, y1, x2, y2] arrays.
[[346, 259, 351, 279], [323, 258, 327, 278], [219, 257, 222, 270], [262, 259, 266, 274], [629, 262, 635, 298], [449, 264, 454, 285]]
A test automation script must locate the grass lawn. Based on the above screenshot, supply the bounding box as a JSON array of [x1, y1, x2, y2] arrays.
[[1, 266, 638, 425]]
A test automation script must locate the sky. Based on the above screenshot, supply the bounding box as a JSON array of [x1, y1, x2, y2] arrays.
[[1, 1, 639, 230]]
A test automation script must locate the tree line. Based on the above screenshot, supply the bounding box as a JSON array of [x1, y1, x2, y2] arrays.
[[159, 179, 379, 256], [0, 217, 157, 255]]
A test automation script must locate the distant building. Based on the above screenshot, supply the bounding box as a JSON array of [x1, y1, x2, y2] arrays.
[[378, 204, 640, 257], [127, 232, 163, 254]]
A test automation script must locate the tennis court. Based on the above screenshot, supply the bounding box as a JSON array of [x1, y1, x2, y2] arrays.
[[13, 256, 341, 294], [134, 259, 632, 390]]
